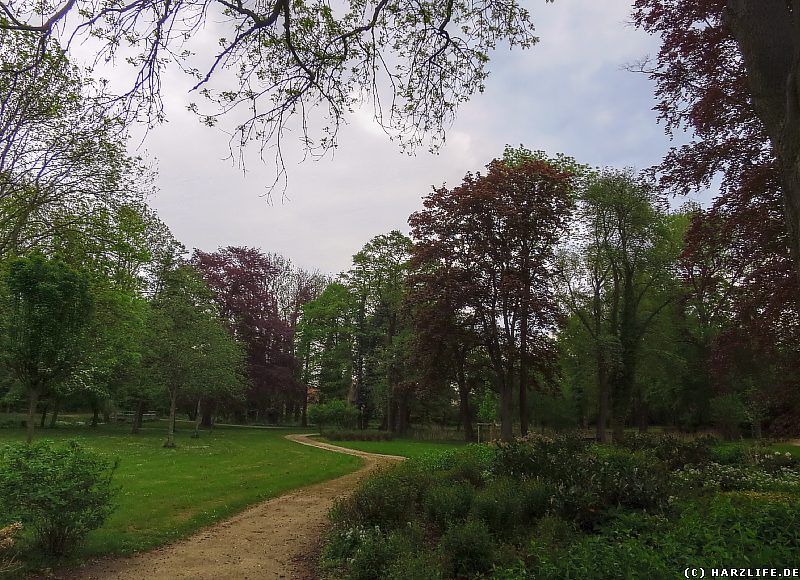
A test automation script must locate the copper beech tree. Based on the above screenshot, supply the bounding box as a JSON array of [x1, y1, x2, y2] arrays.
[[409, 150, 575, 441], [633, 1, 800, 433]]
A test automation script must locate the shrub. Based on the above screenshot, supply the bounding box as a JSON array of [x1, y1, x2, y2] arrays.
[[440, 519, 495, 577], [418, 445, 495, 486], [324, 429, 393, 441], [422, 478, 473, 532], [308, 400, 359, 430], [494, 435, 588, 481], [531, 515, 578, 549], [0, 440, 117, 556], [384, 549, 443, 580], [711, 443, 747, 465], [331, 463, 428, 529], [471, 476, 551, 538], [617, 432, 715, 469]]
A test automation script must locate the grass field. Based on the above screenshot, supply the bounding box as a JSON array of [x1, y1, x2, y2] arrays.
[[0, 419, 362, 560], [318, 437, 465, 459]]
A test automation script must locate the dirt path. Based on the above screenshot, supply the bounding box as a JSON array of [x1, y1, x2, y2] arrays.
[[58, 435, 403, 580]]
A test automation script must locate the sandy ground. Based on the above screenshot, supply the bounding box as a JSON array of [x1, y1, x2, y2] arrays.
[[54, 434, 403, 580]]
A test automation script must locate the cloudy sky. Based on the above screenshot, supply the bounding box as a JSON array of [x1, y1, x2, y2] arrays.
[[120, 0, 695, 276]]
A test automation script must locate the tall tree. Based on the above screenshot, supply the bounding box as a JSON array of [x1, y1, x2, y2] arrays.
[[558, 170, 682, 441], [632, 0, 800, 283], [0, 254, 93, 442], [410, 149, 574, 441], [193, 247, 296, 423]]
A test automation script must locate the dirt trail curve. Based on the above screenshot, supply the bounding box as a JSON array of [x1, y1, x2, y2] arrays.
[[58, 434, 404, 580]]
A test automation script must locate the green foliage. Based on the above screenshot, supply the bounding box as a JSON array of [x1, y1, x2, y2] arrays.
[[710, 394, 748, 440], [323, 429, 392, 441], [440, 519, 495, 577], [422, 478, 473, 532], [0, 440, 116, 556], [331, 463, 427, 529], [308, 400, 359, 430], [616, 432, 715, 469]]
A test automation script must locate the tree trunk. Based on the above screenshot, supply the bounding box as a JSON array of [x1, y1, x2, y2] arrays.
[[40, 401, 48, 428], [49, 397, 60, 428], [26, 389, 39, 444], [91, 405, 99, 428], [455, 357, 475, 442], [192, 399, 202, 438], [596, 350, 610, 443], [201, 404, 214, 428], [636, 395, 649, 433], [132, 400, 144, 434], [726, 0, 800, 284], [500, 371, 513, 442], [164, 392, 178, 448]]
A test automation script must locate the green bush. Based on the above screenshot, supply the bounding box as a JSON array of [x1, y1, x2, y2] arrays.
[[617, 432, 715, 469], [384, 548, 443, 580], [440, 519, 495, 577], [418, 445, 495, 487], [331, 463, 428, 529], [308, 400, 359, 430], [0, 440, 117, 556], [325, 429, 393, 441], [470, 476, 552, 538], [711, 443, 747, 465], [422, 478, 473, 532], [493, 435, 588, 481]]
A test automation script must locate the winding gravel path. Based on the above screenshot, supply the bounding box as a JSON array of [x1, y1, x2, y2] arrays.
[[59, 434, 403, 580]]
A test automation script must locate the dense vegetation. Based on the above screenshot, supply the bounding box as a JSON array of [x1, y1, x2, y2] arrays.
[[322, 434, 800, 579]]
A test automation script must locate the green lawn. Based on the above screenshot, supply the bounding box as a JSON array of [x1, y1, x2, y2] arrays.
[[0, 420, 362, 559], [319, 437, 465, 459]]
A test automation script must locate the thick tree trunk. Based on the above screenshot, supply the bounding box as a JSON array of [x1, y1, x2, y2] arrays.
[[727, 0, 800, 284], [201, 403, 214, 428], [596, 348, 610, 443], [164, 392, 178, 448], [27, 389, 39, 444], [49, 397, 60, 428], [91, 405, 99, 428]]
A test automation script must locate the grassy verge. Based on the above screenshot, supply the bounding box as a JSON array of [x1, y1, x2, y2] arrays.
[[318, 437, 465, 459], [0, 420, 362, 560]]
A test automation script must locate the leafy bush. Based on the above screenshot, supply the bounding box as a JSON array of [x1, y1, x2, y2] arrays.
[[422, 478, 473, 532], [308, 400, 359, 430], [617, 432, 715, 469], [331, 463, 428, 529], [324, 429, 393, 441], [440, 519, 495, 577], [711, 443, 747, 465], [493, 435, 588, 481], [470, 476, 552, 538], [0, 440, 117, 556], [417, 445, 495, 486]]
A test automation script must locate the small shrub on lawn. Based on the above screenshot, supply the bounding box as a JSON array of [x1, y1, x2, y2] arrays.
[[0, 440, 117, 557], [440, 519, 495, 578]]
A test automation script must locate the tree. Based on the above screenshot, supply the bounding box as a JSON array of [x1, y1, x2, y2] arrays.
[[192, 247, 296, 423], [557, 169, 681, 441], [0, 36, 150, 260], [144, 265, 244, 447], [0, 254, 93, 442], [409, 148, 574, 441], [631, 0, 800, 283], [344, 231, 413, 433], [0, 0, 543, 175]]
